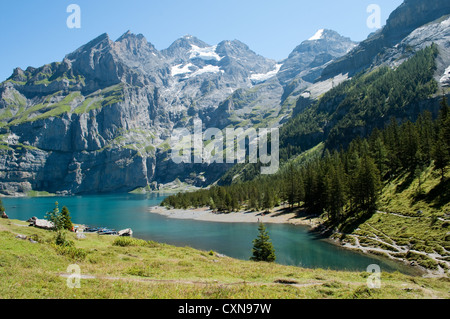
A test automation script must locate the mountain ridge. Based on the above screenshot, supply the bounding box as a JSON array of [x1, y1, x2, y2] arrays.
[[320, 0, 450, 80], [0, 27, 357, 196], [1, 0, 449, 196]]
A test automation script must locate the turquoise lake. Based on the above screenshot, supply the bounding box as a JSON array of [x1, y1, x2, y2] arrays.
[[1, 193, 416, 274]]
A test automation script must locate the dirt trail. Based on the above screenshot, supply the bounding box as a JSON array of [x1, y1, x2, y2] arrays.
[[58, 273, 324, 290]]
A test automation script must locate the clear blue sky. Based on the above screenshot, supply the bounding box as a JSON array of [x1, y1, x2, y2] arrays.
[[0, 0, 403, 81]]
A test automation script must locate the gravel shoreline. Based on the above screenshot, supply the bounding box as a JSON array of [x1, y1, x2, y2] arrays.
[[149, 205, 322, 228]]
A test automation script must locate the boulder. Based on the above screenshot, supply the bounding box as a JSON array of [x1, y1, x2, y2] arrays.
[[118, 228, 133, 237], [31, 218, 55, 230], [1, 212, 8, 219], [27, 217, 37, 223]]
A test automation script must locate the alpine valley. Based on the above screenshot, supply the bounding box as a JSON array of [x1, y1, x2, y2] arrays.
[[0, 0, 449, 198], [1, 0, 450, 300]]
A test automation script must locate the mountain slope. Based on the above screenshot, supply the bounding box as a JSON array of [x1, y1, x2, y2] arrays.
[[0, 29, 355, 195], [320, 0, 450, 80]]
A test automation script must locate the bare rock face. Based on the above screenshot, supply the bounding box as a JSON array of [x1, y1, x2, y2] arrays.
[[277, 29, 357, 85], [0, 25, 359, 195]]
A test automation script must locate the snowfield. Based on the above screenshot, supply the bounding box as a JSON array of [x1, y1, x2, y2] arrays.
[[250, 64, 282, 83], [440, 66, 450, 86], [171, 63, 223, 78], [189, 45, 223, 61], [309, 29, 325, 41]]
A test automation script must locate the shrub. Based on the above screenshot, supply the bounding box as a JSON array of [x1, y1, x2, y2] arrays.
[[406, 251, 438, 270], [54, 245, 87, 261], [55, 231, 74, 247], [112, 237, 158, 248]]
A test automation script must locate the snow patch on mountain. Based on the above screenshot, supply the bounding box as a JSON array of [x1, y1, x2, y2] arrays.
[[189, 45, 223, 61], [441, 16, 450, 27], [309, 29, 325, 41], [172, 63, 223, 78], [187, 65, 223, 78], [171, 63, 194, 76], [441, 66, 450, 86], [250, 64, 282, 83]]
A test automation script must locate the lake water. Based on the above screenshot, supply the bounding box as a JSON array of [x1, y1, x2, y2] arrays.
[[1, 193, 416, 274]]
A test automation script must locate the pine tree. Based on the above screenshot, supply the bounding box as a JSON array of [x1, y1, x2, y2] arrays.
[[250, 223, 276, 263], [399, 121, 420, 171], [283, 163, 300, 208], [325, 163, 347, 222], [416, 111, 435, 164], [433, 95, 450, 182], [61, 206, 73, 231], [45, 202, 62, 231], [433, 135, 449, 182], [371, 137, 388, 177], [352, 155, 381, 212], [262, 187, 275, 212]]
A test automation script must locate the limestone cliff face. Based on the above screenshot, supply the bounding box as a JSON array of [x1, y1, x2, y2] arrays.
[[0, 25, 359, 195], [0, 32, 270, 195]]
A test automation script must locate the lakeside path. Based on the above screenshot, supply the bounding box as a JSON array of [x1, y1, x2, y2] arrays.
[[149, 206, 322, 228]]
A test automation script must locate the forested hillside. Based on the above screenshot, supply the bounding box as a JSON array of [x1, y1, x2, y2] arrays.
[[218, 45, 441, 186], [162, 94, 450, 272], [161, 45, 450, 273], [162, 95, 449, 217]]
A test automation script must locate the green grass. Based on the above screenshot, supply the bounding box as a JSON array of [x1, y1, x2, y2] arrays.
[[8, 92, 82, 126], [26, 190, 56, 197], [339, 164, 450, 273], [73, 84, 124, 115], [2, 84, 124, 128], [0, 218, 449, 299]]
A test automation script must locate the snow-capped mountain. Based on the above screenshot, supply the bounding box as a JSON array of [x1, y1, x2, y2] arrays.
[[2, 0, 447, 195], [277, 28, 357, 92], [0, 28, 355, 195]]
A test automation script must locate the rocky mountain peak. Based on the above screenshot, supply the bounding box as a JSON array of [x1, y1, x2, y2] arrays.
[[116, 30, 148, 45], [216, 40, 253, 57], [385, 0, 450, 42], [66, 33, 112, 62], [307, 29, 346, 42], [277, 29, 357, 84], [162, 35, 211, 60], [293, 29, 356, 54]]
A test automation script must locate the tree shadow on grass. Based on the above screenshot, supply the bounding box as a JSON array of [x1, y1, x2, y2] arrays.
[[395, 171, 416, 194], [414, 178, 450, 211], [312, 209, 376, 239], [338, 211, 375, 234]]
